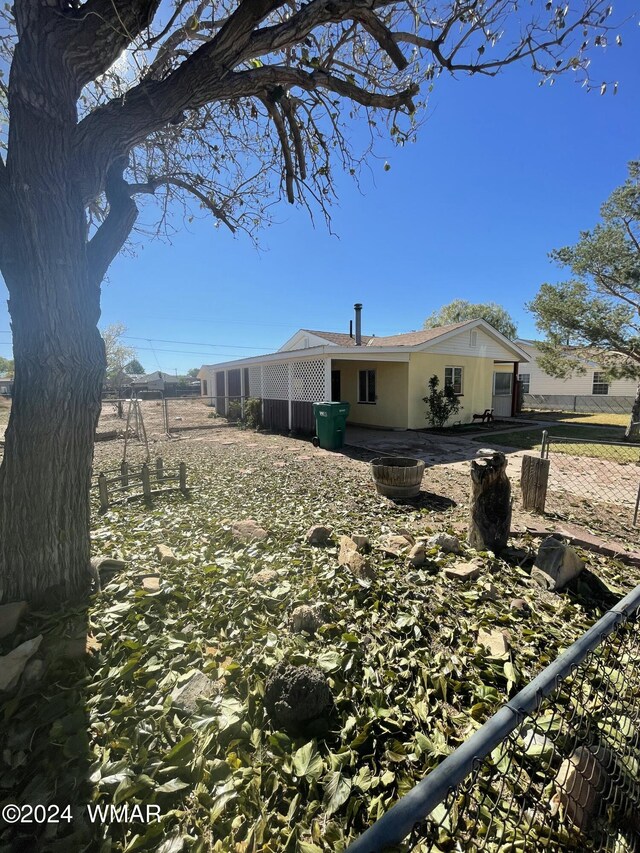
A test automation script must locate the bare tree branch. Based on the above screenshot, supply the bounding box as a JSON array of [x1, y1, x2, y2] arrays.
[[355, 9, 408, 70], [260, 93, 296, 203], [128, 175, 237, 232], [86, 157, 138, 286]]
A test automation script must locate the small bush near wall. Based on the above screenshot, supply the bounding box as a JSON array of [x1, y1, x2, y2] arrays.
[[244, 398, 262, 430], [423, 375, 463, 428]]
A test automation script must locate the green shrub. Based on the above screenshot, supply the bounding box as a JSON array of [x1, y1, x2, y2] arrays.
[[423, 374, 462, 428], [227, 400, 243, 422], [244, 397, 262, 430]]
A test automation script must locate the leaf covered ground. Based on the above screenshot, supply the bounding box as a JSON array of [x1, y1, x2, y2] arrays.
[[2, 423, 639, 853]]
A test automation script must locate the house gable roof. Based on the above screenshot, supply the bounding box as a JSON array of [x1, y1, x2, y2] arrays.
[[364, 321, 471, 347]]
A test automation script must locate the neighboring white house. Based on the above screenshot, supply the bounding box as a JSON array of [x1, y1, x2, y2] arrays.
[[130, 371, 181, 392], [516, 340, 637, 411], [198, 314, 530, 432]]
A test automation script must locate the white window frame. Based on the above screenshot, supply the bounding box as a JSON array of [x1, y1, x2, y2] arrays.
[[493, 372, 513, 396], [444, 366, 463, 395], [592, 371, 609, 395], [357, 369, 376, 404], [519, 373, 530, 394]]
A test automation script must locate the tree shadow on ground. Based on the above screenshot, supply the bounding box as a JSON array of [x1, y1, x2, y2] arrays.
[[390, 490, 457, 511], [565, 568, 622, 615], [0, 599, 100, 852]]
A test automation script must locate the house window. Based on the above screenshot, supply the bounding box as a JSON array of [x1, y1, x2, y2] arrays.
[[469, 330, 478, 347], [494, 372, 512, 396], [202, 379, 208, 396], [592, 371, 609, 395], [358, 369, 376, 403], [519, 373, 530, 394], [445, 366, 463, 395]]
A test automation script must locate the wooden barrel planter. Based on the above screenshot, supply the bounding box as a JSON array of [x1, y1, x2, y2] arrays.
[[370, 456, 425, 499]]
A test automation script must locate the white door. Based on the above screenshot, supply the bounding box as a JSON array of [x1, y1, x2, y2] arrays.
[[492, 371, 513, 417]]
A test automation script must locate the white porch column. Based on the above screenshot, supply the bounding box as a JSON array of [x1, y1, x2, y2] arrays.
[[324, 358, 331, 402], [287, 362, 293, 431]]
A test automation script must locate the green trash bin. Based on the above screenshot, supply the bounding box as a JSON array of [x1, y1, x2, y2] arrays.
[[312, 401, 350, 450]]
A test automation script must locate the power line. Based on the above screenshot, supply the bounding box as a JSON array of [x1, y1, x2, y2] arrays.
[[122, 335, 270, 350]]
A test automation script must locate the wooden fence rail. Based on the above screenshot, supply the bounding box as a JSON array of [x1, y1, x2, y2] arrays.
[[95, 457, 187, 511]]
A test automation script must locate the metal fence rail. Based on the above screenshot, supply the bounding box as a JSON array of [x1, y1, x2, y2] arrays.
[[347, 585, 640, 853]]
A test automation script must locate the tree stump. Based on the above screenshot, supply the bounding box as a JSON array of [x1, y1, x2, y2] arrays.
[[520, 454, 549, 512], [468, 451, 512, 554]]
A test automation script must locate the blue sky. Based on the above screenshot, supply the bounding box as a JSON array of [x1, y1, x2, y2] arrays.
[[1, 10, 639, 375]]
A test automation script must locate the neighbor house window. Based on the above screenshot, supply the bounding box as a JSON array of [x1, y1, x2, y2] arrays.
[[358, 369, 376, 403], [592, 371, 609, 395], [519, 373, 530, 394], [444, 366, 463, 395], [202, 380, 208, 396]]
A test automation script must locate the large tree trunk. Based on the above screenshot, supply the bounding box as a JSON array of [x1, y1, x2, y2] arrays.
[[0, 244, 105, 605], [625, 383, 640, 441], [0, 21, 107, 605]]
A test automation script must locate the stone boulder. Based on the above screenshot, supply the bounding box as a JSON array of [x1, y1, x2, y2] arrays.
[[338, 535, 374, 580], [155, 544, 177, 565], [172, 671, 221, 714], [264, 661, 333, 734], [407, 544, 426, 567], [232, 519, 269, 543], [379, 534, 413, 558], [305, 525, 332, 546], [290, 605, 327, 635], [252, 568, 279, 585], [426, 533, 461, 555], [531, 536, 584, 591]]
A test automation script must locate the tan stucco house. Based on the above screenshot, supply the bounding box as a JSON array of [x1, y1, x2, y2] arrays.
[[199, 318, 529, 433]]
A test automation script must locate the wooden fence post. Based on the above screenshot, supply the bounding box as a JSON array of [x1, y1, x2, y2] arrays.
[[156, 457, 164, 482], [98, 473, 109, 512], [141, 463, 151, 499], [179, 462, 187, 492], [120, 460, 129, 487], [521, 454, 550, 513]]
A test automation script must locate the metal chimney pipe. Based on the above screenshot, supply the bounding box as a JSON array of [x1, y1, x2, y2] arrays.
[[354, 303, 362, 346], [349, 320, 353, 339]]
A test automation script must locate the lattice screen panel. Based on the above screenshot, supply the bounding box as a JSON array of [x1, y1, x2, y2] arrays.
[[248, 366, 262, 398], [291, 360, 326, 402], [262, 363, 288, 399]]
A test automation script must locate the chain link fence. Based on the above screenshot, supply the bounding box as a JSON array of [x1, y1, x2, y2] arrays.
[[540, 431, 640, 529], [523, 394, 636, 416], [347, 586, 640, 853]]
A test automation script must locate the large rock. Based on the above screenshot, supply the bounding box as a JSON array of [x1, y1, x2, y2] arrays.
[[443, 562, 480, 581], [264, 661, 333, 733], [252, 568, 279, 585], [338, 536, 374, 580], [172, 671, 220, 714], [407, 543, 427, 567], [426, 533, 461, 554], [477, 628, 510, 658], [155, 544, 177, 565], [552, 746, 605, 830], [0, 601, 28, 640], [305, 525, 332, 546], [290, 605, 327, 635], [232, 519, 269, 543], [531, 536, 584, 591], [379, 534, 413, 558], [0, 635, 43, 692]]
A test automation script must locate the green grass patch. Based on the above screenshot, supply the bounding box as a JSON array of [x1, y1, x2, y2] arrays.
[[479, 424, 640, 462], [524, 410, 630, 428]]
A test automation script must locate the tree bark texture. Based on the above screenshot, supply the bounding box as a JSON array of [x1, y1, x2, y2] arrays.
[[0, 18, 105, 605], [468, 452, 512, 555], [520, 454, 550, 513]]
